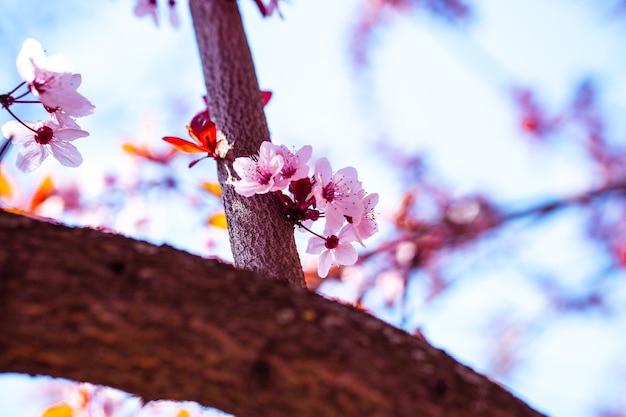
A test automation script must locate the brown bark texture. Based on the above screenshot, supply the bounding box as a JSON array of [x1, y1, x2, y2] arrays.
[[0, 210, 546, 417], [189, 0, 305, 288]]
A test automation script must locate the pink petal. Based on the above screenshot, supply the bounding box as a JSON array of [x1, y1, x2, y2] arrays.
[[39, 86, 95, 117], [317, 250, 333, 278], [323, 207, 345, 236], [17, 142, 48, 172], [53, 128, 89, 141], [338, 224, 358, 242], [233, 157, 257, 180], [333, 243, 358, 266], [315, 157, 332, 184], [306, 236, 326, 255], [49, 140, 83, 167], [16, 38, 44, 83], [2, 120, 34, 145], [233, 181, 271, 197], [353, 220, 378, 246], [44, 54, 74, 73], [334, 166, 360, 192]]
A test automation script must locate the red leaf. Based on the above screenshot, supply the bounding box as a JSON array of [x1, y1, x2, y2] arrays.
[[262, 91, 272, 106], [29, 175, 55, 213], [162, 136, 206, 153]]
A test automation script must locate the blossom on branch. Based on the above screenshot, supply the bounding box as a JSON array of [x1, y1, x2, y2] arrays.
[[232, 141, 285, 197], [232, 140, 378, 278], [16, 38, 95, 118], [347, 192, 379, 246], [312, 157, 364, 235], [306, 225, 359, 278], [273, 144, 312, 190], [1, 120, 88, 172], [232, 142, 313, 196]]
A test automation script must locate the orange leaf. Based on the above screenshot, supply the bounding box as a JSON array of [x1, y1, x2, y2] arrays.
[[121, 142, 143, 156], [201, 181, 222, 198], [1, 207, 29, 216], [208, 212, 228, 229], [162, 136, 205, 154], [75, 385, 91, 408], [122, 141, 177, 164], [29, 175, 55, 213], [40, 403, 73, 417], [0, 169, 13, 200]]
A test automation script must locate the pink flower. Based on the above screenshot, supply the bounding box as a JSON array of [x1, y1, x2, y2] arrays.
[[312, 157, 364, 235], [134, 0, 179, 27], [273, 144, 312, 190], [306, 225, 358, 278], [232, 141, 284, 197], [2, 120, 88, 172], [16, 38, 95, 117], [134, 0, 159, 26], [347, 192, 379, 246]]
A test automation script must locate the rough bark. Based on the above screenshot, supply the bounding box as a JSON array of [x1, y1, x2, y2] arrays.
[[0, 210, 546, 417], [188, 0, 305, 288]]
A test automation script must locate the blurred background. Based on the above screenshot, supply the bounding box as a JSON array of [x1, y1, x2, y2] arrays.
[[1, 1, 626, 416]]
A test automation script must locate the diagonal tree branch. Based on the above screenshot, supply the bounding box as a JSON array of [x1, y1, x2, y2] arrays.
[[0, 210, 546, 417]]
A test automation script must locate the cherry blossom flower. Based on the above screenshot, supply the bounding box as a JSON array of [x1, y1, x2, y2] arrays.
[[16, 38, 95, 117], [2, 119, 88, 172], [347, 192, 379, 246], [134, 0, 159, 26], [232, 141, 284, 197], [306, 225, 359, 278], [312, 157, 364, 235], [272, 144, 312, 190], [134, 0, 179, 27]]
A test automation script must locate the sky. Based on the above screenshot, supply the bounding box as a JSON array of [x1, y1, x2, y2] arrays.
[[1, 1, 626, 416]]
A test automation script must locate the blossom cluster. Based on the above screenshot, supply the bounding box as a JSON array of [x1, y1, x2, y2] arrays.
[[0, 38, 94, 172], [232, 141, 379, 277]]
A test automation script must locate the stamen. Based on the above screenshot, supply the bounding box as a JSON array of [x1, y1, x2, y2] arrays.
[[35, 126, 54, 144], [325, 235, 339, 249]]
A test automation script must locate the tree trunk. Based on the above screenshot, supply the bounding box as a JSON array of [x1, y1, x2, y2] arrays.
[[0, 210, 546, 417], [188, 0, 305, 288]]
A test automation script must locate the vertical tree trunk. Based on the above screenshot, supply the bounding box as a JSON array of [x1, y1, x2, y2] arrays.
[[189, 0, 305, 288]]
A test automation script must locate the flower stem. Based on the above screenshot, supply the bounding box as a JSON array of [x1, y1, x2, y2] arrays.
[[0, 137, 12, 163], [295, 221, 327, 240], [3, 105, 38, 133], [6, 81, 26, 97]]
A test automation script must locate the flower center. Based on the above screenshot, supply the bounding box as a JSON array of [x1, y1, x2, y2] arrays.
[[257, 167, 274, 185], [282, 165, 296, 178], [325, 235, 339, 249], [35, 126, 54, 144], [322, 183, 335, 202]]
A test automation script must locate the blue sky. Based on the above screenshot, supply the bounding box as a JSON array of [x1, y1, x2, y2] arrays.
[[1, 1, 626, 416]]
